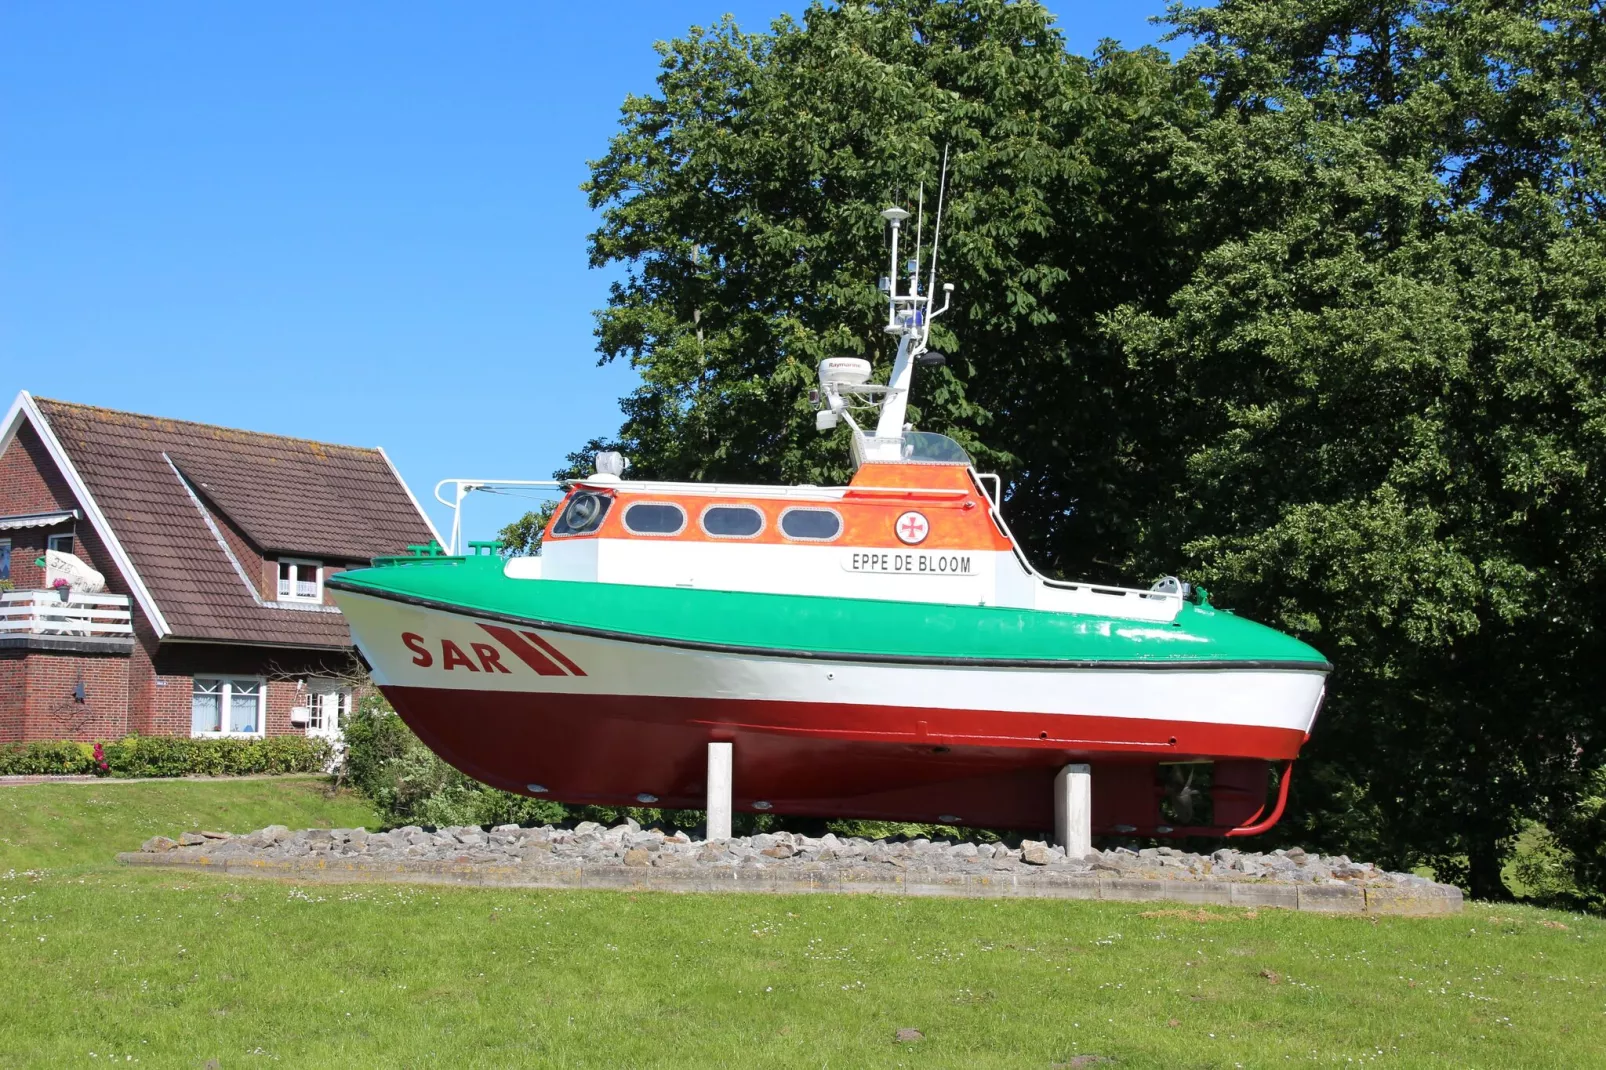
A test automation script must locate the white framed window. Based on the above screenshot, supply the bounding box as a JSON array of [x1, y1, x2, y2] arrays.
[[47, 532, 74, 555], [191, 677, 265, 737], [277, 558, 323, 602], [0, 537, 10, 583]]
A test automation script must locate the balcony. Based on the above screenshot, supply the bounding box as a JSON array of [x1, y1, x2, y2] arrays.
[[0, 590, 135, 653]]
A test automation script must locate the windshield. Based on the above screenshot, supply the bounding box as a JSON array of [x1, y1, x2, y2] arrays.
[[851, 430, 974, 469], [900, 432, 972, 465]]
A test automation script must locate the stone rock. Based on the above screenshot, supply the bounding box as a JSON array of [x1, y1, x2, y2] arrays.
[[127, 820, 1446, 911], [895, 1028, 924, 1043]]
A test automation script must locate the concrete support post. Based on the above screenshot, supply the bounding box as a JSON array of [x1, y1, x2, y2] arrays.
[[706, 742, 733, 841], [1054, 763, 1092, 859]]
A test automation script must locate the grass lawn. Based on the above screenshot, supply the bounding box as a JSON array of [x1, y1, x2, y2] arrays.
[[1, 780, 1601, 1068]]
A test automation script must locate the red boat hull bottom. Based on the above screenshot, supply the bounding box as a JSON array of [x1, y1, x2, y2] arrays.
[[381, 685, 1302, 834]]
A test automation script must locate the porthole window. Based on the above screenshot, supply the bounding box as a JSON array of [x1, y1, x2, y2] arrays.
[[779, 507, 843, 542], [700, 504, 764, 539], [622, 501, 687, 536], [552, 491, 612, 537]]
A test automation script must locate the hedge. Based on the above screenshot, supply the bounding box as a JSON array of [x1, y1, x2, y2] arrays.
[[0, 735, 334, 778]]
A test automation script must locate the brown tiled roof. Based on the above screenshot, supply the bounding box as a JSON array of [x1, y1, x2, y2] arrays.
[[35, 398, 434, 648]]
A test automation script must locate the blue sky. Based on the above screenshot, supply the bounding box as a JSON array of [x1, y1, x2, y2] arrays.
[[1, 2, 1172, 542]]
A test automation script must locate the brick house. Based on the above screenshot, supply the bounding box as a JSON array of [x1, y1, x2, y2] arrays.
[[0, 391, 440, 743]]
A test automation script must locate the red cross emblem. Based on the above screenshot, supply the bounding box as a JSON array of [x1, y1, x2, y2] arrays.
[[895, 510, 929, 545]]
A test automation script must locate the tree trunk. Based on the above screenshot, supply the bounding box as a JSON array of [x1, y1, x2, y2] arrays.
[[1467, 835, 1510, 902]]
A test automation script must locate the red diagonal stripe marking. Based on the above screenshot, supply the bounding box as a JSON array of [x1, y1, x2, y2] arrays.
[[522, 631, 586, 677], [478, 624, 566, 676]]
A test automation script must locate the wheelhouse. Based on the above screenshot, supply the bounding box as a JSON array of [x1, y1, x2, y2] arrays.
[[525, 441, 1184, 624]]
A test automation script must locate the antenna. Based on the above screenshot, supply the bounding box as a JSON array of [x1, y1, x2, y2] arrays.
[[925, 144, 950, 322], [913, 182, 925, 290]]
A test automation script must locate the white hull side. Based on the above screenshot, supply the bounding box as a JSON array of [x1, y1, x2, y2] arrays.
[[337, 591, 1327, 737]]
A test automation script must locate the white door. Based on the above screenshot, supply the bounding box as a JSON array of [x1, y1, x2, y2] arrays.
[[304, 688, 351, 750]]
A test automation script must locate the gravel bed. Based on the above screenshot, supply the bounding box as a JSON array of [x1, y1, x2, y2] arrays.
[[134, 819, 1441, 890]]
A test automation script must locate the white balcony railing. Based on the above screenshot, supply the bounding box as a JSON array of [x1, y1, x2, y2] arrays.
[[0, 590, 133, 638]]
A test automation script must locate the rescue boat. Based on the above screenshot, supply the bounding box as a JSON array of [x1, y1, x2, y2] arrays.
[[329, 199, 1329, 836]]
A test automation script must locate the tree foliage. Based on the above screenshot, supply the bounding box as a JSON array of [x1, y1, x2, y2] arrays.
[[552, 0, 1606, 899]]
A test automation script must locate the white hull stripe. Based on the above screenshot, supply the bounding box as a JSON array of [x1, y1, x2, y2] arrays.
[[339, 592, 1328, 736]]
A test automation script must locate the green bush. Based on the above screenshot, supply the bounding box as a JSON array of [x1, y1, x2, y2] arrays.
[[1543, 768, 1606, 913], [0, 740, 97, 776], [0, 735, 333, 778], [340, 695, 570, 829]]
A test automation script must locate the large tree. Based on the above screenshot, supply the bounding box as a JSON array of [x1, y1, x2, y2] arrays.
[[550, 0, 1605, 899], [578, 0, 1202, 580], [1112, 0, 1606, 898]]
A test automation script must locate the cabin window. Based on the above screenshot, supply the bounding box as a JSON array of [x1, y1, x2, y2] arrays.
[[700, 504, 764, 539], [277, 559, 323, 602], [191, 677, 264, 736], [551, 491, 612, 537], [779, 507, 843, 542], [47, 532, 74, 556], [0, 538, 9, 583], [622, 502, 687, 536]]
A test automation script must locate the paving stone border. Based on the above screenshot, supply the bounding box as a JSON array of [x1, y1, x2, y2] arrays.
[[118, 821, 1464, 915]]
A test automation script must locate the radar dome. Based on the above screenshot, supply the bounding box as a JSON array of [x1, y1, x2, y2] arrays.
[[818, 357, 872, 387]]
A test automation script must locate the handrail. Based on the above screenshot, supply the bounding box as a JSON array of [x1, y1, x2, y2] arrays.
[[1, 590, 129, 605], [568, 478, 969, 500], [433, 479, 567, 555], [967, 470, 1184, 612], [435, 474, 981, 554], [0, 590, 133, 637]]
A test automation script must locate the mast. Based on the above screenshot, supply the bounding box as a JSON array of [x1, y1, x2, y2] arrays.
[[813, 151, 955, 466]]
